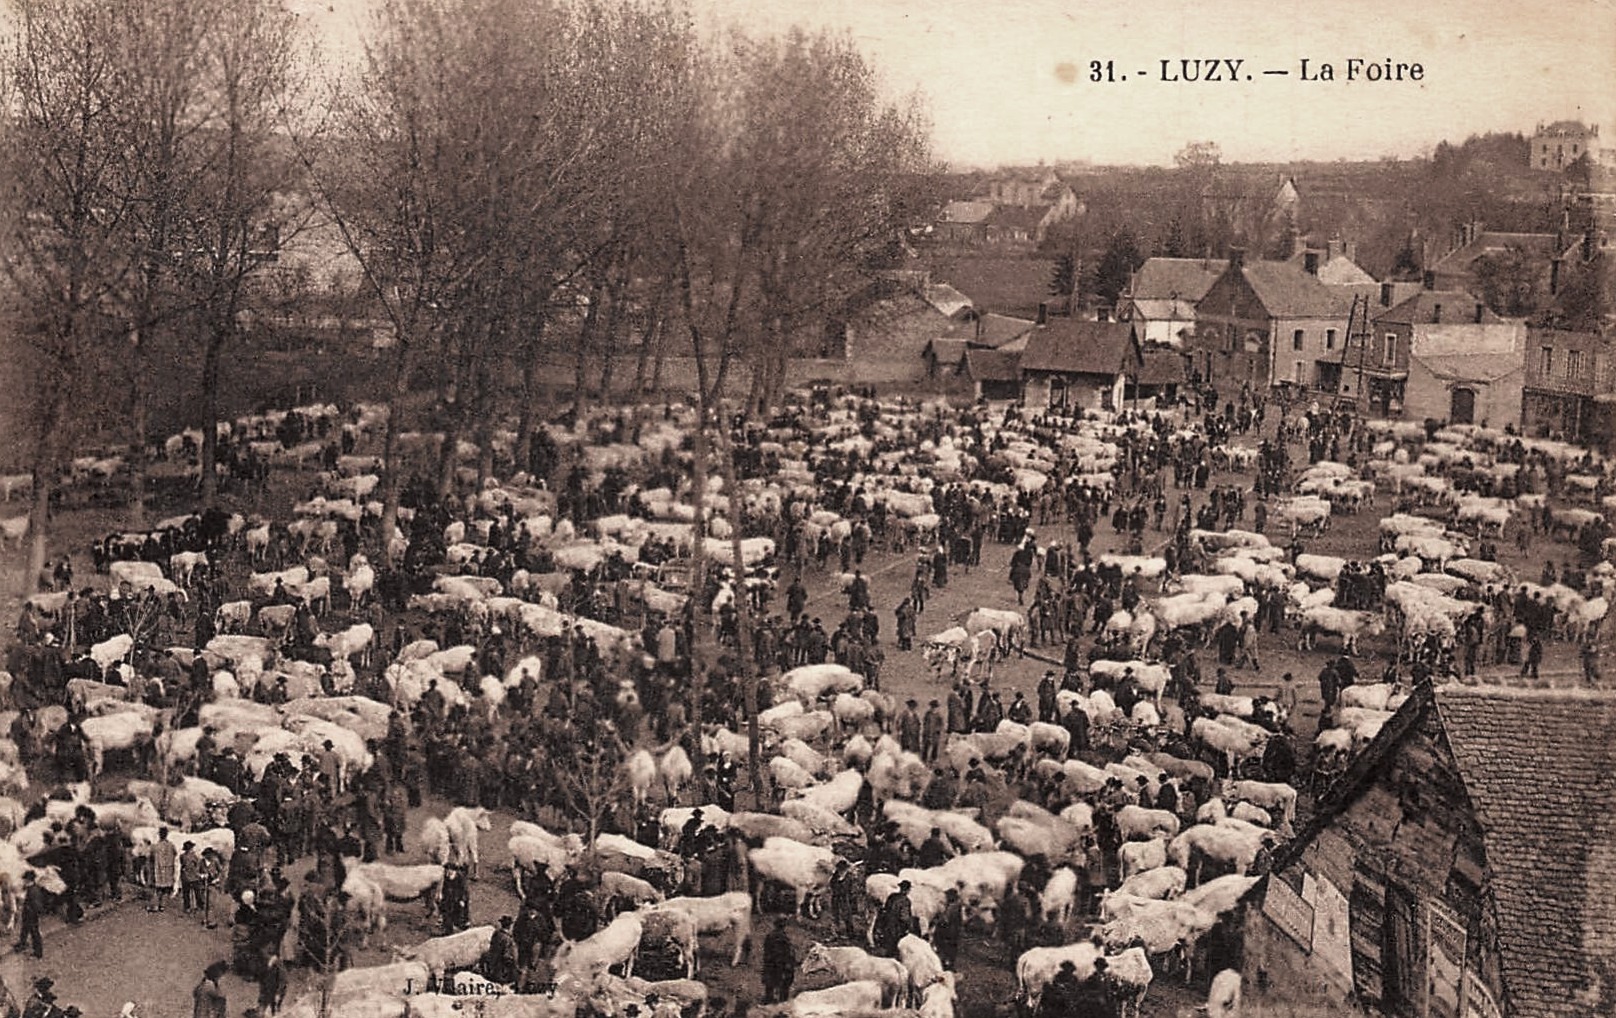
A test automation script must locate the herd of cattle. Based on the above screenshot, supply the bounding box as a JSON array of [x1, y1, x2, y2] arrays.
[[3, 388, 1616, 1018]]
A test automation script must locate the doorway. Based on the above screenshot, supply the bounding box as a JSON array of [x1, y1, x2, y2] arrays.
[[1450, 387, 1476, 425]]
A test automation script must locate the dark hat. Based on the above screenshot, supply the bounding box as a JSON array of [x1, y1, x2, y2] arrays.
[[898, 880, 912, 892], [33, 979, 53, 993], [1094, 958, 1109, 971], [1059, 961, 1075, 972], [500, 916, 513, 928]]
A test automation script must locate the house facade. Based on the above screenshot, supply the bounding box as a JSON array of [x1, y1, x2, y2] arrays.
[[1120, 257, 1228, 347], [1231, 683, 1616, 1018], [1520, 327, 1616, 445], [1345, 288, 1527, 426], [1531, 120, 1601, 172], [1188, 254, 1352, 392], [1018, 320, 1142, 411]]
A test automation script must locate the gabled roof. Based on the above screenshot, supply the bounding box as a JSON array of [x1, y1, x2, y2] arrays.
[[924, 338, 971, 369], [1376, 289, 1505, 326], [1241, 261, 1353, 318], [962, 347, 1022, 383], [1435, 685, 1616, 1018], [1432, 232, 1582, 272], [1411, 352, 1522, 382], [1129, 258, 1227, 302], [940, 313, 1037, 348], [1253, 682, 1616, 1018], [1019, 320, 1138, 375], [938, 200, 994, 225]]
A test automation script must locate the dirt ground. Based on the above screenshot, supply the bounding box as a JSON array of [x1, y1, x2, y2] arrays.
[[0, 409, 1600, 1018]]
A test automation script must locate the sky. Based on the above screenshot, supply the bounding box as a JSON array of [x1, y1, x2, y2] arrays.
[[291, 0, 1616, 168]]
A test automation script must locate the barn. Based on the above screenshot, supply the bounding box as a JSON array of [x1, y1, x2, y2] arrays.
[[1224, 682, 1616, 1018]]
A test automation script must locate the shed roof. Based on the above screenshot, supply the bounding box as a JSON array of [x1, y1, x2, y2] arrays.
[[1019, 320, 1138, 375], [985, 205, 1051, 232], [1126, 297, 1199, 321], [1136, 347, 1187, 385], [1434, 684, 1616, 1018], [922, 283, 974, 319], [1432, 231, 1581, 272], [940, 313, 1037, 348]]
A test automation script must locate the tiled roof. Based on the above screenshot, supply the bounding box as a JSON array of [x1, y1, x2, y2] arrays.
[[940, 313, 1037, 348], [1411, 352, 1522, 383], [962, 347, 1022, 383], [1376, 289, 1504, 326], [1137, 347, 1187, 385], [1019, 320, 1138, 375], [1129, 258, 1227, 302], [925, 338, 971, 368], [1242, 261, 1354, 318], [939, 200, 994, 225], [1434, 684, 1616, 1018], [1432, 232, 1581, 272]]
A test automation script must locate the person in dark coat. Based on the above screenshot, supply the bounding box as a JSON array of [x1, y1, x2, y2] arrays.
[[872, 882, 915, 957], [1038, 961, 1082, 1018], [916, 828, 949, 869], [933, 887, 963, 970], [897, 700, 921, 754], [14, 872, 45, 958], [760, 920, 796, 1004], [440, 864, 471, 934], [481, 916, 520, 985]]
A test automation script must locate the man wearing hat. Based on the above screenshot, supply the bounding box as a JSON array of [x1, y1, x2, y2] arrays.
[[872, 880, 914, 957], [829, 858, 860, 940], [1038, 960, 1083, 1018], [14, 871, 45, 958]]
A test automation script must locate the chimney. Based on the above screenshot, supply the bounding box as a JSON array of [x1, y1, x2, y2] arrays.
[[1345, 240, 1357, 264], [1303, 251, 1320, 276], [1228, 246, 1246, 268], [1380, 282, 1394, 307], [1422, 270, 1436, 290], [1326, 238, 1344, 261], [1475, 303, 1485, 323], [1036, 302, 1048, 326], [1433, 303, 1442, 323]]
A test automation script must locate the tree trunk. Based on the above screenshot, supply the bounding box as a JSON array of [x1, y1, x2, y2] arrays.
[[715, 411, 762, 799], [513, 318, 547, 473], [126, 333, 148, 527], [25, 386, 65, 594], [572, 283, 604, 422], [378, 331, 414, 566], [200, 327, 226, 506], [686, 411, 710, 774]]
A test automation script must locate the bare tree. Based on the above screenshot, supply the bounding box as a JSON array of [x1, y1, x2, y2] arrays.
[[1, 0, 146, 589]]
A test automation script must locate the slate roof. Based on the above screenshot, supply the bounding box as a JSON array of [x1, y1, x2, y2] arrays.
[[1376, 289, 1506, 326], [1129, 258, 1227, 302], [1242, 261, 1354, 318], [1434, 685, 1616, 1018], [1019, 320, 1138, 375], [1411, 352, 1522, 383], [962, 347, 1022, 383]]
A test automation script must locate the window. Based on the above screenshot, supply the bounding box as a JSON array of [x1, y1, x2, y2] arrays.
[[1384, 332, 1398, 362], [1292, 329, 1304, 351], [1293, 360, 1307, 385], [1541, 346, 1554, 375], [1325, 328, 1337, 351], [1568, 349, 1583, 379]]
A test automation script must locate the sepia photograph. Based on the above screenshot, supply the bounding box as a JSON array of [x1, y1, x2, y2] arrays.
[[0, 0, 1612, 1016]]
